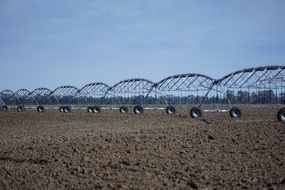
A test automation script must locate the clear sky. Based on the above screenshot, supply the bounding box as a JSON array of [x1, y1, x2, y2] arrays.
[[0, 0, 285, 91]]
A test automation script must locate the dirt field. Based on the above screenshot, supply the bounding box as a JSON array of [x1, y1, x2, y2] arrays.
[[0, 108, 285, 189]]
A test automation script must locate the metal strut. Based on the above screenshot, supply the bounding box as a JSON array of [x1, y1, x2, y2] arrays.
[[198, 82, 216, 107]]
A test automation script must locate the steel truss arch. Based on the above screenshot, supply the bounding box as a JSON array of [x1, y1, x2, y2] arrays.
[[77, 82, 110, 97], [26, 88, 52, 106], [28, 88, 51, 97], [106, 78, 156, 105], [212, 65, 285, 105], [77, 82, 111, 106], [0, 89, 31, 107], [0, 90, 14, 106], [49, 85, 79, 106], [154, 73, 217, 106], [110, 78, 155, 93], [11, 89, 31, 106], [156, 73, 215, 92], [216, 65, 285, 88], [13, 89, 30, 98], [49, 85, 79, 97], [0, 89, 14, 97]]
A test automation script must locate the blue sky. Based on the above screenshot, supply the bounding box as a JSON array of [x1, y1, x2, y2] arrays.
[[0, 0, 285, 91]]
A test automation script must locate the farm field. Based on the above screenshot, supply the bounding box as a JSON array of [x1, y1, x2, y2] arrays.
[[0, 108, 285, 189]]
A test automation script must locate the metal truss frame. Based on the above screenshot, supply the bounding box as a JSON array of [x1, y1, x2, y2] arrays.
[[0, 90, 14, 106], [106, 78, 155, 105], [12, 89, 30, 105], [0, 65, 284, 116], [27, 88, 52, 105], [13, 89, 30, 99], [216, 65, 285, 105], [156, 73, 215, 91], [154, 73, 216, 106], [76, 82, 110, 105], [48, 85, 79, 105], [198, 65, 285, 107], [0, 89, 14, 97], [216, 65, 285, 89]]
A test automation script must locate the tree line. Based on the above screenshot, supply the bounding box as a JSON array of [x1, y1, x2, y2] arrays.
[[1, 90, 284, 105]]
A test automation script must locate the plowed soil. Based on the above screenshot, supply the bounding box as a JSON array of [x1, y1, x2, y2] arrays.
[[0, 108, 285, 189]]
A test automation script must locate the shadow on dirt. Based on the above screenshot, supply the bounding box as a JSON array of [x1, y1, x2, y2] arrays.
[[0, 156, 48, 165]]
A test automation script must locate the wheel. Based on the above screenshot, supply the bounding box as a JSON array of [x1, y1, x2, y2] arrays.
[[59, 106, 65, 112], [277, 108, 285, 123], [134, 105, 144, 114], [87, 106, 93, 113], [1, 105, 8, 112], [119, 106, 128, 114], [92, 106, 101, 113], [64, 106, 71, 113], [17, 106, 24, 112], [190, 107, 202, 118], [230, 107, 241, 118], [166, 106, 176, 115], [37, 106, 45, 112]]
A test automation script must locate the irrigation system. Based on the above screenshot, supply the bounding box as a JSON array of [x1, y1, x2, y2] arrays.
[[0, 65, 284, 123]]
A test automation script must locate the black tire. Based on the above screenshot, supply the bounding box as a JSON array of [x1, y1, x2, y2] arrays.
[[92, 106, 101, 113], [37, 106, 45, 112], [134, 105, 144, 114], [17, 106, 24, 112], [1, 105, 8, 112], [230, 107, 242, 118], [87, 106, 93, 113], [190, 107, 202, 118], [119, 106, 128, 114], [277, 108, 285, 123], [64, 106, 71, 113], [59, 106, 65, 112], [166, 106, 176, 115]]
